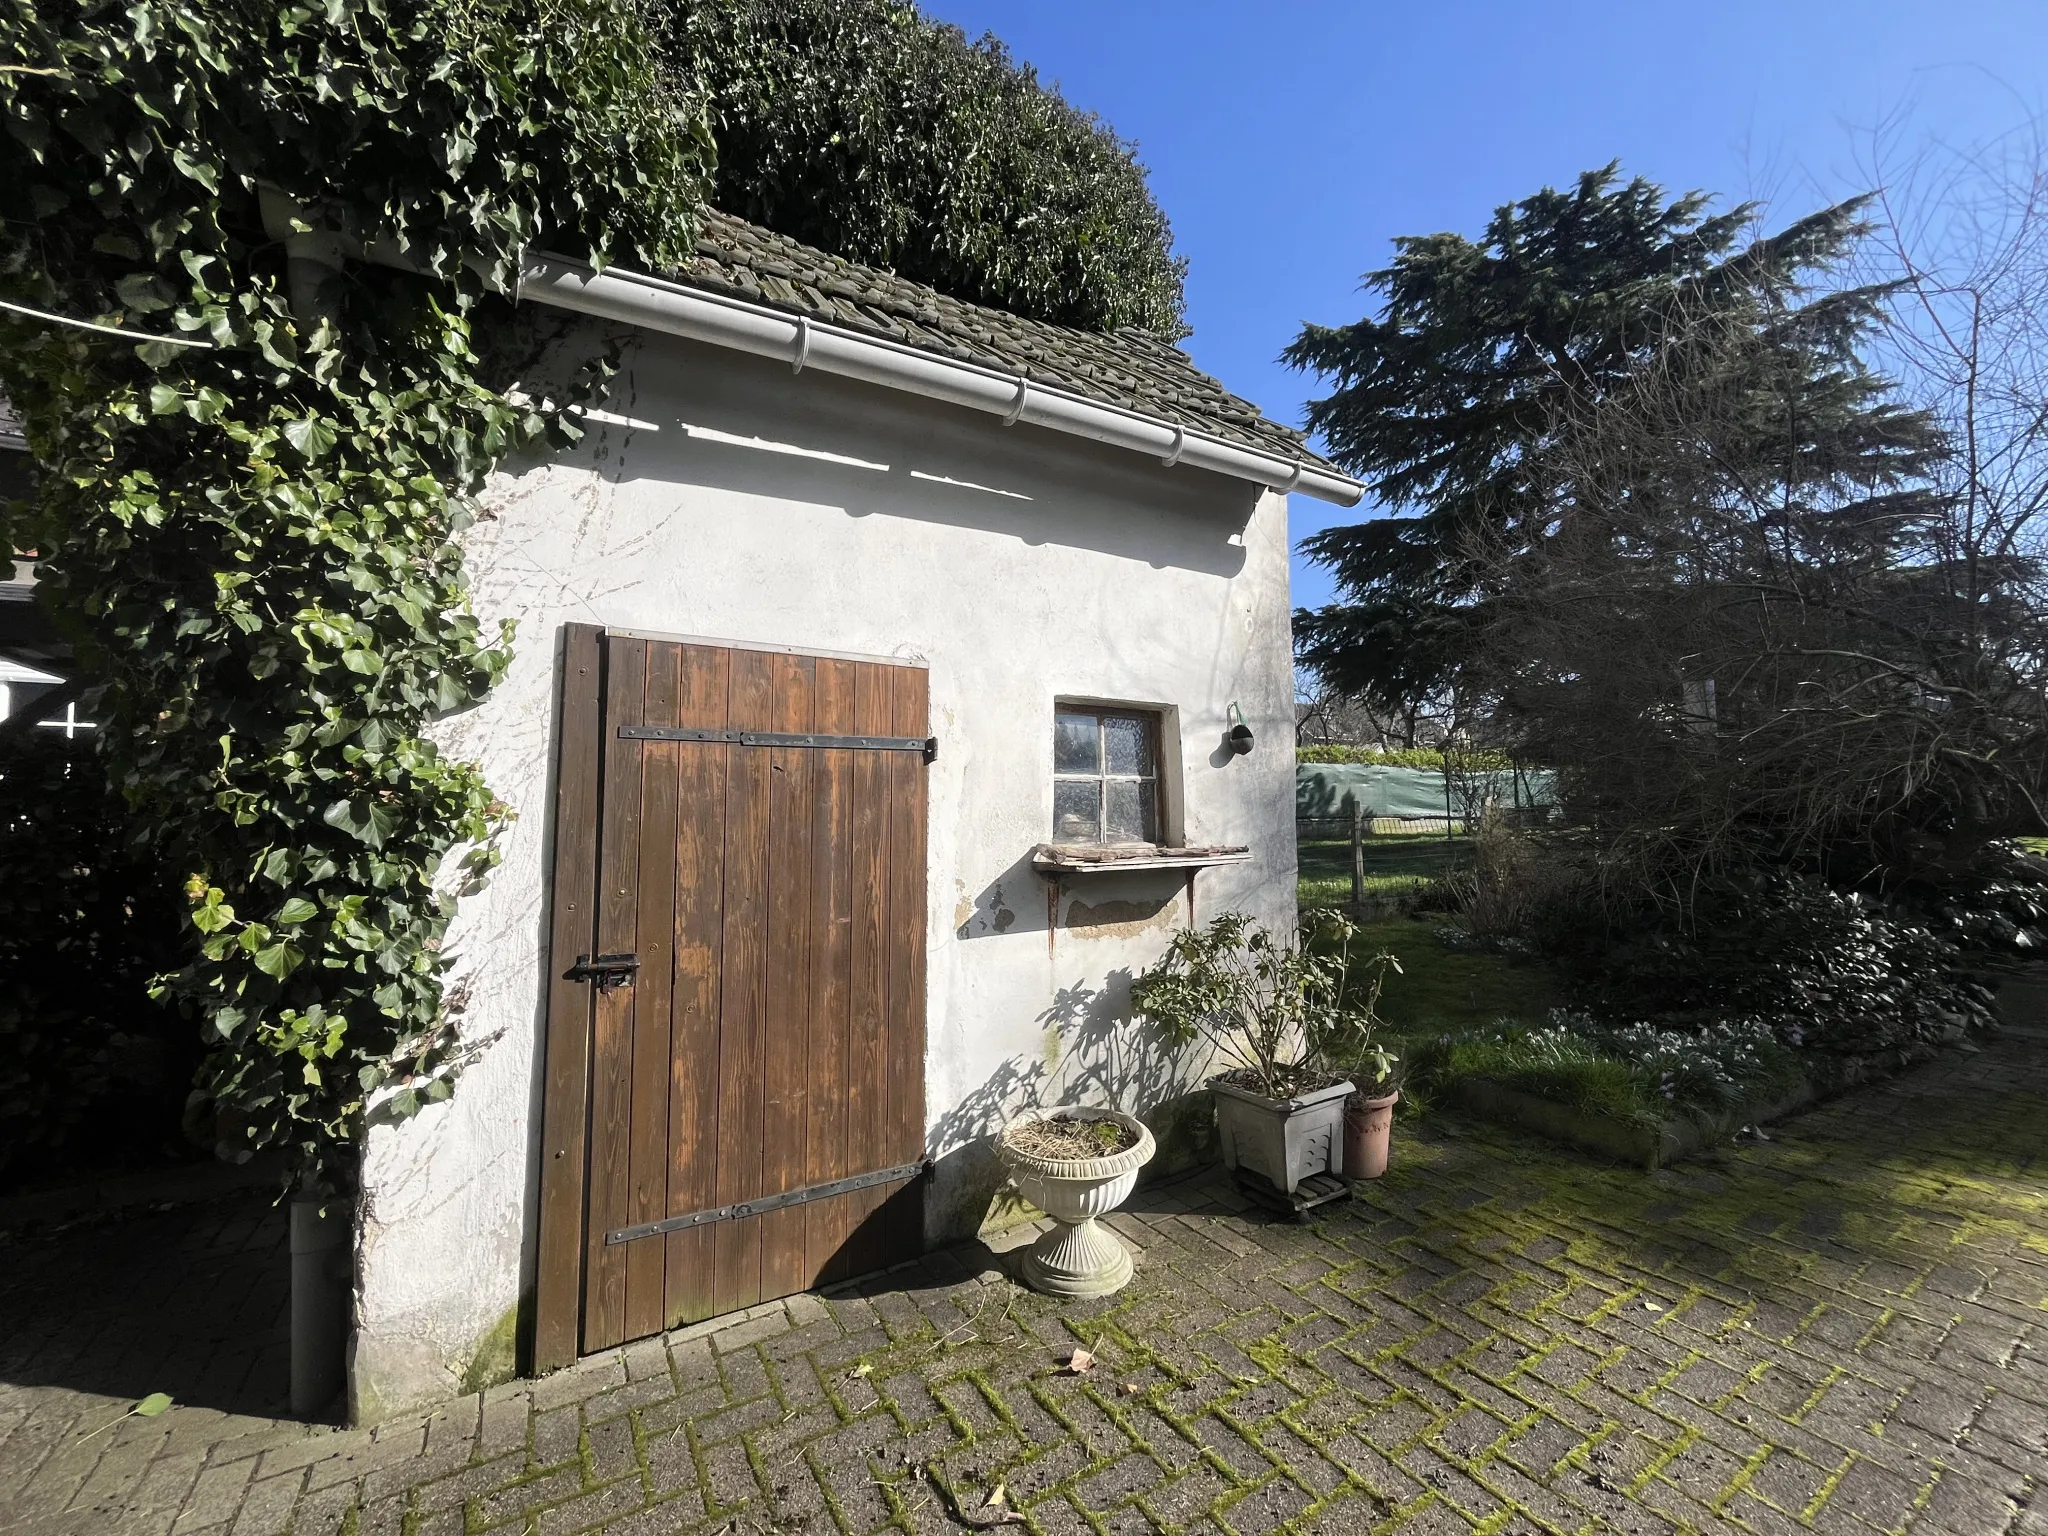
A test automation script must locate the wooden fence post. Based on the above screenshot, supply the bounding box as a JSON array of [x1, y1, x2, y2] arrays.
[[1350, 798, 1365, 910]]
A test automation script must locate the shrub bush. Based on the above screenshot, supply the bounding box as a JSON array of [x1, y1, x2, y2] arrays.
[[677, 0, 1187, 336], [1560, 871, 1997, 1057], [1914, 860, 2048, 955], [1446, 812, 1580, 940], [0, 726, 193, 1185]]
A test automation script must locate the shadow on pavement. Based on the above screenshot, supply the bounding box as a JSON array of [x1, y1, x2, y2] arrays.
[[0, 1189, 299, 1422]]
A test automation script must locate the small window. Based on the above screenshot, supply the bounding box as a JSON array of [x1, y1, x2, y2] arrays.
[[1052, 707, 1160, 844]]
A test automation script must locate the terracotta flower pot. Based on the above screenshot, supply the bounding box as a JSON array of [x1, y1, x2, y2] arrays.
[[1342, 1087, 1400, 1180], [996, 1108, 1156, 1298]]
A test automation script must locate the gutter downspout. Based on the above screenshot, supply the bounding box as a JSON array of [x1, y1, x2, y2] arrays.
[[257, 187, 357, 1425]]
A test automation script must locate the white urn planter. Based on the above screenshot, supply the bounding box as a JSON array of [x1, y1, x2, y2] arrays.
[[995, 1107, 1156, 1298]]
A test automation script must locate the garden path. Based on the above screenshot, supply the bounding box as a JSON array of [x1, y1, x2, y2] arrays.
[[2, 982, 2046, 1535]]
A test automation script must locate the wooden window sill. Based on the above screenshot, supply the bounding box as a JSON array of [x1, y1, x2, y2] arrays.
[[1031, 843, 1252, 875]]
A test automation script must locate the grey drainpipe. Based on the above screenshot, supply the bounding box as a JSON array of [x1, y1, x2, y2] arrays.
[[258, 189, 357, 1424]]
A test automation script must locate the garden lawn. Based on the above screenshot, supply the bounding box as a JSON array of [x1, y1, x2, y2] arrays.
[[1342, 914, 1559, 1041], [1297, 829, 1470, 907]]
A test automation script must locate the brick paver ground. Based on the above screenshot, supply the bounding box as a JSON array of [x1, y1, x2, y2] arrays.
[[5, 991, 2047, 1535]]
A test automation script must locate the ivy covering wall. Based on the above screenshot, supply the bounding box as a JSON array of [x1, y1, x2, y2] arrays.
[[0, 0, 714, 1187]]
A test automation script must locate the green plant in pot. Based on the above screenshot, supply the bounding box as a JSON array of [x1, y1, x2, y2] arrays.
[[1133, 911, 1399, 1196], [1315, 931, 1404, 1181]]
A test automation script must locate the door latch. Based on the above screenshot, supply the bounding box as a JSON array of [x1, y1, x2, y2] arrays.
[[564, 952, 639, 990]]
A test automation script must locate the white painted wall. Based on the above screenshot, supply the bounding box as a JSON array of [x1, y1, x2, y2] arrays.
[[352, 328, 1300, 1418]]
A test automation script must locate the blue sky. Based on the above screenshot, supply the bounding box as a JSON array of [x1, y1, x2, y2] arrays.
[[919, 1, 2048, 613]]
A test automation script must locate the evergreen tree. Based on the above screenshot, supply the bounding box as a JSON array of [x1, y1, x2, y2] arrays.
[[1285, 164, 1926, 719]]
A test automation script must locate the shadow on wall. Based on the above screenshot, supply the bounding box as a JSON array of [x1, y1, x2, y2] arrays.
[[925, 963, 1216, 1245], [957, 858, 1194, 947], [954, 851, 1049, 942], [550, 334, 1259, 581]]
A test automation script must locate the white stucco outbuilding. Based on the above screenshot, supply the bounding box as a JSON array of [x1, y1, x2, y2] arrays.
[[351, 212, 1363, 1419]]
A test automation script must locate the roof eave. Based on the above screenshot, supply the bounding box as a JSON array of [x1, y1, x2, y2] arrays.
[[515, 250, 1364, 507]]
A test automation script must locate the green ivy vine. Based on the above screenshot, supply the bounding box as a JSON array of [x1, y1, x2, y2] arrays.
[[0, 0, 713, 1187]]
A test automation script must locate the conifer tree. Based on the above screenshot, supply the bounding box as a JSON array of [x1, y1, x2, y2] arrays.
[[1286, 164, 1934, 719]]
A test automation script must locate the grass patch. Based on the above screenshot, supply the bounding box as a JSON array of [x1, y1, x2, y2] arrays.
[[1322, 919, 1801, 1144], [1406, 1018, 1807, 1130], [1414, 1027, 1647, 1123], [1342, 915, 1559, 1039], [1298, 831, 1471, 908]]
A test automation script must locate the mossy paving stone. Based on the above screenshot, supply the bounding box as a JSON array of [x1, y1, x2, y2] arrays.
[[11, 1032, 2048, 1533]]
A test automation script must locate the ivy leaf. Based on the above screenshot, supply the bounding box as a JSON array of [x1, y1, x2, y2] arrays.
[[116, 273, 173, 313], [190, 892, 235, 933], [322, 798, 399, 849], [284, 417, 338, 459], [275, 897, 319, 924]]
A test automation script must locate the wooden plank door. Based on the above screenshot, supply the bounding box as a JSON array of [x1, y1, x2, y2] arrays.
[[534, 627, 929, 1366]]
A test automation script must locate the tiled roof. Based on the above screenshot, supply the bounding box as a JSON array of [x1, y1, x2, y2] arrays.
[[669, 210, 1339, 473]]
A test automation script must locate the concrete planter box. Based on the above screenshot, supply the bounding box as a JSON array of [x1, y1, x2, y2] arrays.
[[1211, 1076, 1353, 1194]]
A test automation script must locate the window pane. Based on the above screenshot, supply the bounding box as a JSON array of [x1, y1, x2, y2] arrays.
[[1105, 779, 1157, 844], [1053, 780, 1100, 843], [1053, 711, 1100, 774], [1103, 713, 1154, 775]]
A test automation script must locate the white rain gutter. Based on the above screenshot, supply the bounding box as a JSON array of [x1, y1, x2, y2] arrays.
[[259, 184, 1362, 506], [513, 251, 1366, 507]]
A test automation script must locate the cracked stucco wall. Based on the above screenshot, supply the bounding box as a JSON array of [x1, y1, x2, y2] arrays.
[[350, 327, 1300, 1419]]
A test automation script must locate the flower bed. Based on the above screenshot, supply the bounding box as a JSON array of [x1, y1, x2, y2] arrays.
[[1408, 1012, 1813, 1169]]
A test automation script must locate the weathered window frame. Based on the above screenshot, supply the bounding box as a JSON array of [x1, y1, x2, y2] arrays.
[[1051, 705, 1165, 845]]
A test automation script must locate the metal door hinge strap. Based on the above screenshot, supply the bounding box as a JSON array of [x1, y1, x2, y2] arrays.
[[618, 726, 934, 761], [604, 1159, 929, 1245]]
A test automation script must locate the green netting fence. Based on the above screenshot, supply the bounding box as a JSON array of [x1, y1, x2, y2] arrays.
[[1296, 762, 1555, 835]]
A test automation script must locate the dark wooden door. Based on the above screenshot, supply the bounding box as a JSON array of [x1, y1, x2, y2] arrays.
[[534, 627, 929, 1366]]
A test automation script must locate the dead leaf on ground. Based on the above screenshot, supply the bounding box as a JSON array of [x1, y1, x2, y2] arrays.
[[1119, 1381, 1142, 1396], [954, 1481, 1028, 1528], [1064, 1347, 1095, 1374]]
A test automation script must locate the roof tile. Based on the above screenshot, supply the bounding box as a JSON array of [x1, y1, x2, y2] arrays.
[[670, 209, 1336, 473]]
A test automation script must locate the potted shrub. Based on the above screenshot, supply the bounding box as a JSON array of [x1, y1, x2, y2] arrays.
[[1343, 1058, 1402, 1180], [1134, 911, 1398, 1200], [995, 1106, 1156, 1297], [1331, 951, 1403, 1180]]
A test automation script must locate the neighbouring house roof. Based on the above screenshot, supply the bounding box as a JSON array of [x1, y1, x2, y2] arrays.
[[670, 210, 1342, 478]]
